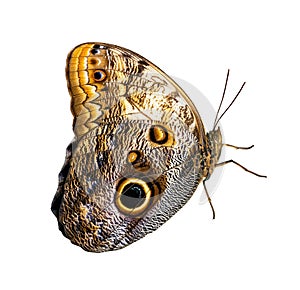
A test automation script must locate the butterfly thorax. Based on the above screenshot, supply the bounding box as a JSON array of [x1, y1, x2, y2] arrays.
[[202, 127, 223, 180]]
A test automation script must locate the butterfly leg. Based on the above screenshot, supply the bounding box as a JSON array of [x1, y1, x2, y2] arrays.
[[203, 179, 216, 219], [223, 144, 254, 150], [216, 160, 267, 178]]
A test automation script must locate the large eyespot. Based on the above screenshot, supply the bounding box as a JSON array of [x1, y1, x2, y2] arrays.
[[115, 178, 158, 217], [93, 69, 106, 81], [148, 124, 175, 146]]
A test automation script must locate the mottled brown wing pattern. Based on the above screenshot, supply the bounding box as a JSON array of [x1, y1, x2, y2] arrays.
[[66, 43, 205, 140], [52, 42, 217, 252]]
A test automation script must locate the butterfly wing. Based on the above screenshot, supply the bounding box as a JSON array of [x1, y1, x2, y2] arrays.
[[66, 42, 205, 140], [52, 43, 207, 252]]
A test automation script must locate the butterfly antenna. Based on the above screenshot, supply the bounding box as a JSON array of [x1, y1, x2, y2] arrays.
[[213, 69, 230, 130], [213, 75, 246, 131]]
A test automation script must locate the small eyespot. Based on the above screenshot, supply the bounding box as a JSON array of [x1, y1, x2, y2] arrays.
[[150, 125, 168, 144], [127, 150, 150, 171], [127, 150, 141, 164], [93, 44, 106, 49], [115, 178, 153, 217], [148, 125, 174, 146], [90, 58, 99, 65], [91, 48, 100, 55], [93, 70, 106, 81]]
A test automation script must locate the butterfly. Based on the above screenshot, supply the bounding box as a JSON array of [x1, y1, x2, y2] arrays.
[[51, 43, 266, 252]]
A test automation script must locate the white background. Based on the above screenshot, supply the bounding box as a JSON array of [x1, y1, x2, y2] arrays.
[[1, 1, 299, 289]]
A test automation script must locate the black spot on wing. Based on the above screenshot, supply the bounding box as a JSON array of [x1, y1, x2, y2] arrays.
[[137, 60, 149, 74]]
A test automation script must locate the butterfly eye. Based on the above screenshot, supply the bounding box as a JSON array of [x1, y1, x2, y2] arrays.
[[115, 178, 154, 217], [93, 70, 106, 82], [148, 125, 175, 146]]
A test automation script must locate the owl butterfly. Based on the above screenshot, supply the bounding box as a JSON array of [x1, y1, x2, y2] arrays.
[[51, 43, 266, 253]]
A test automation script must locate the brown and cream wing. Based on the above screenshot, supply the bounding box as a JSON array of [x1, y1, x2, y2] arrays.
[[66, 42, 205, 141]]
